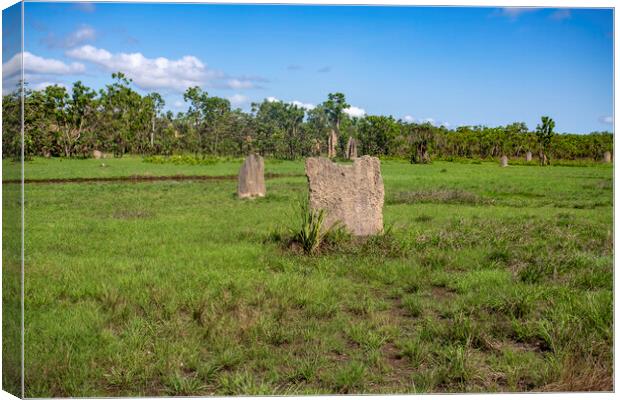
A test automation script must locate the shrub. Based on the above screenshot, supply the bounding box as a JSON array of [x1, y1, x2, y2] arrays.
[[291, 198, 327, 254]]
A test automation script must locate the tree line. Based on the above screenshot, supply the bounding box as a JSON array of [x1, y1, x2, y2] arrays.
[[2, 72, 613, 163]]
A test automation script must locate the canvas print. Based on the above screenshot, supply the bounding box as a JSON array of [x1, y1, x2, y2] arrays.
[[1, 2, 614, 397]]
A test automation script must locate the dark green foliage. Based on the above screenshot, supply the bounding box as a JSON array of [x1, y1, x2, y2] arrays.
[[536, 116, 555, 166], [3, 77, 612, 161], [358, 115, 400, 156]]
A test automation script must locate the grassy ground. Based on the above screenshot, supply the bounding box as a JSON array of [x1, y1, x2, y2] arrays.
[[2, 160, 22, 397], [5, 156, 613, 395], [2, 156, 303, 181]]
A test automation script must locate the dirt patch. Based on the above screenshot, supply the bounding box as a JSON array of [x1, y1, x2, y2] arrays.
[[387, 298, 410, 320], [430, 286, 456, 301], [112, 210, 154, 220], [483, 337, 540, 355], [381, 342, 415, 384]]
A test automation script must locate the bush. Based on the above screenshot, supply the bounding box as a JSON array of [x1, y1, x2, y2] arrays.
[[291, 199, 327, 255]]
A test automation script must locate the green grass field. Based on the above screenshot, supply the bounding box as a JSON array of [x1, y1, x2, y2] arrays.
[[3, 156, 613, 395]]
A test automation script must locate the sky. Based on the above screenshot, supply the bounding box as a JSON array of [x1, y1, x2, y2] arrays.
[[2, 2, 614, 133]]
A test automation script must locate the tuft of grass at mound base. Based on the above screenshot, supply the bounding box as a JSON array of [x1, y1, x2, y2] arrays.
[[6, 157, 612, 395]]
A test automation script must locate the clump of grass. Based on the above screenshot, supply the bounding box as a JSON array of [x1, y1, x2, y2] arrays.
[[265, 226, 286, 244], [415, 214, 433, 223], [399, 338, 427, 367], [518, 263, 548, 284], [165, 372, 206, 396], [360, 226, 408, 258], [267, 198, 333, 254], [487, 248, 511, 264], [291, 198, 328, 254], [401, 294, 424, 317], [442, 345, 479, 384], [217, 370, 272, 395], [328, 362, 367, 393], [286, 356, 322, 383], [347, 322, 388, 351]]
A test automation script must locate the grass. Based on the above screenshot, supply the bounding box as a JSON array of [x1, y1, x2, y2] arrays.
[[1, 156, 613, 395], [2, 155, 303, 181]]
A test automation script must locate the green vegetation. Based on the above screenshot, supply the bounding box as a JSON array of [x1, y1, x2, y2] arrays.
[[536, 116, 555, 166], [8, 157, 612, 396], [2, 159, 22, 397], [290, 199, 328, 255], [3, 75, 613, 161]]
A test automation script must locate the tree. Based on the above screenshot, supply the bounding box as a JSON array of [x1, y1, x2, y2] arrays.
[[322, 93, 349, 156], [6, 77, 611, 162], [145, 92, 165, 148], [305, 104, 330, 155], [404, 122, 434, 164], [2, 82, 24, 160], [41, 82, 96, 157], [202, 96, 231, 155], [358, 115, 399, 156], [323, 93, 349, 134], [504, 122, 528, 156], [536, 116, 555, 166], [183, 86, 231, 156], [98, 72, 149, 156], [252, 99, 306, 159]]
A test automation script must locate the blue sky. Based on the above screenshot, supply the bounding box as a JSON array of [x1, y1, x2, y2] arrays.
[[4, 2, 614, 133]]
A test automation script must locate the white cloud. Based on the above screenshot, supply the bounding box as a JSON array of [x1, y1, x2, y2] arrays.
[[42, 26, 96, 49], [73, 3, 96, 13], [71, 26, 96, 44], [32, 81, 67, 91], [344, 106, 366, 118], [226, 78, 260, 90], [291, 100, 315, 110], [3, 52, 85, 79], [173, 100, 185, 109], [550, 9, 571, 21], [228, 94, 249, 107], [401, 115, 450, 127], [498, 7, 537, 19], [599, 116, 613, 125], [65, 45, 265, 92], [66, 45, 212, 92], [263, 97, 314, 110]]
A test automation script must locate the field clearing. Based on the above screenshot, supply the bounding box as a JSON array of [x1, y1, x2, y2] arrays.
[[3, 157, 613, 396]]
